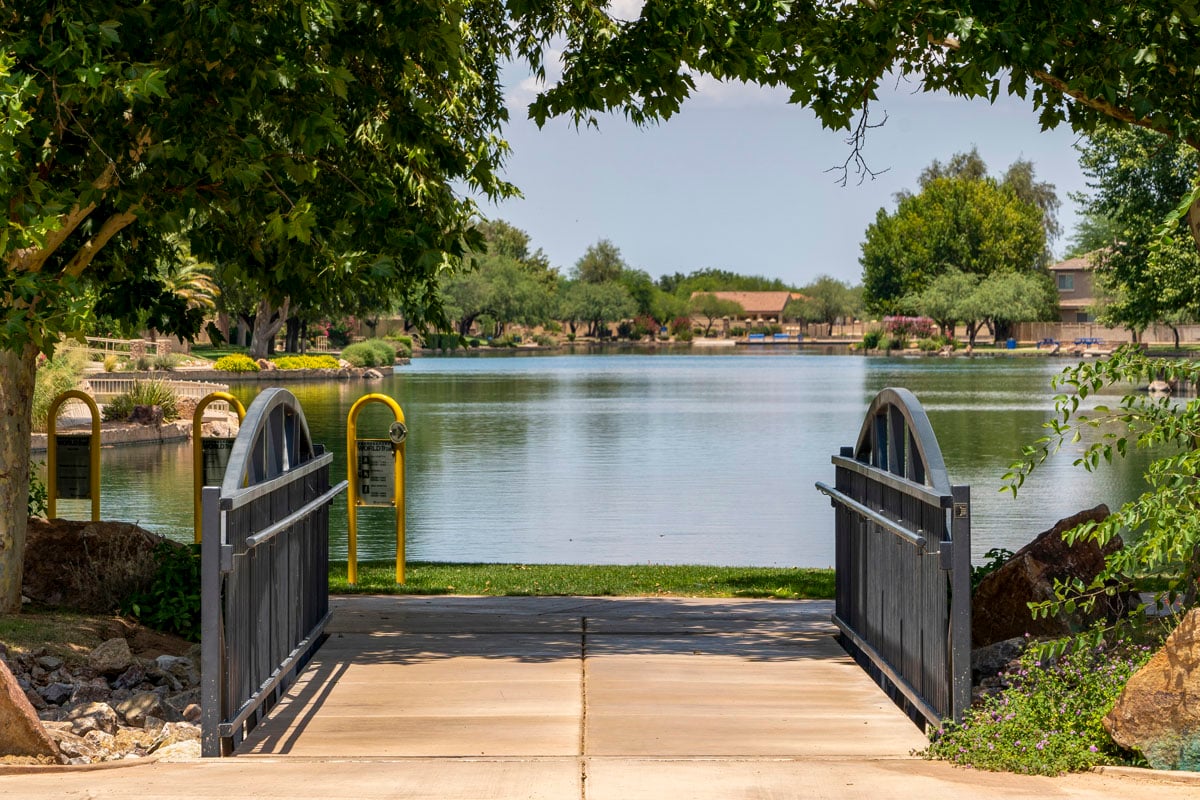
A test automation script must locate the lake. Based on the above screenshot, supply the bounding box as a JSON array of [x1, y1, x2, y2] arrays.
[[51, 350, 1152, 567]]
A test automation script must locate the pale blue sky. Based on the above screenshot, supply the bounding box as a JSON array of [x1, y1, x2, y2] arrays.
[[486, 75, 1090, 289]]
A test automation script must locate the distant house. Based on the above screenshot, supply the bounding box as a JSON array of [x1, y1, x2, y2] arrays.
[[689, 291, 798, 322], [1049, 253, 1099, 323]]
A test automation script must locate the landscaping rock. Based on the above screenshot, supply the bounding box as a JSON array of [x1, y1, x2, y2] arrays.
[[972, 505, 1118, 647], [0, 656, 61, 760], [362, 368, 383, 380], [88, 637, 134, 675], [67, 701, 119, 736], [971, 636, 1027, 684], [44, 727, 98, 763], [129, 404, 164, 425], [1105, 608, 1200, 770], [39, 682, 74, 706], [116, 692, 174, 728]]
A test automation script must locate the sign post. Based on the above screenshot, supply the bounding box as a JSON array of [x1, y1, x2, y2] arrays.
[[346, 394, 407, 585], [193, 392, 248, 543], [47, 390, 102, 521]]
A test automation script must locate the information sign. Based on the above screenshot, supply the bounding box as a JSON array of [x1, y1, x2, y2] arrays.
[[201, 438, 236, 486], [56, 435, 92, 499], [355, 439, 396, 506]]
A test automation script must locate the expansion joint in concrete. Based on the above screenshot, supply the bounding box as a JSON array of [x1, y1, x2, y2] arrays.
[[579, 615, 589, 800]]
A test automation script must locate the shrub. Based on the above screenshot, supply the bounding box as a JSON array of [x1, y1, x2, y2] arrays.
[[534, 334, 556, 347], [385, 334, 414, 358], [152, 352, 181, 371], [32, 348, 88, 432], [922, 630, 1158, 774], [28, 465, 47, 519], [121, 542, 201, 641], [860, 329, 883, 350], [675, 328, 694, 342], [134, 354, 154, 371], [103, 354, 120, 372], [917, 337, 948, 352], [272, 354, 340, 370], [214, 353, 260, 372], [102, 379, 180, 422], [341, 338, 396, 367], [971, 547, 1015, 591]]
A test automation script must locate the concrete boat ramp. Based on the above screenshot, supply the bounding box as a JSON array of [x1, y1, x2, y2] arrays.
[[5, 596, 1200, 799]]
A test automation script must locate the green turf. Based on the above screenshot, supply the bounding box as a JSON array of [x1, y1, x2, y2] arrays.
[[329, 561, 835, 599]]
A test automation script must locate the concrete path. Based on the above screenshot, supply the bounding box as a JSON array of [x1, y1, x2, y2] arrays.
[[5, 596, 1200, 799]]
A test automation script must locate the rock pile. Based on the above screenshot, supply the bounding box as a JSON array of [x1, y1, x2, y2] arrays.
[[0, 636, 201, 764]]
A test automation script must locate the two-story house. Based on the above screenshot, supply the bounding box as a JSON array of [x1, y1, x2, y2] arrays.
[[1049, 253, 1098, 323]]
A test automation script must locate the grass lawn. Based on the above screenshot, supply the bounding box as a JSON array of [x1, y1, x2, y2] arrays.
[[329, 561, 835, 599]]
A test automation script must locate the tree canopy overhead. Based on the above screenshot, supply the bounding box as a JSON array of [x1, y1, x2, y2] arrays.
[[531, 2, 1200, 152]]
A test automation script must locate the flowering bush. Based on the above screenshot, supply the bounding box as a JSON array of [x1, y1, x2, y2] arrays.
[[883, 315, 936, 339], [922, 631, 1157, 774], [272, 355, 340, 370], [213, 354, 260, 372]]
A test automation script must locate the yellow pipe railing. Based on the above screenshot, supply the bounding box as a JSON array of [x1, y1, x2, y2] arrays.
[[346, 394, 407, 585], [46, 390, 102, 521], [192, 392, 247, 543]]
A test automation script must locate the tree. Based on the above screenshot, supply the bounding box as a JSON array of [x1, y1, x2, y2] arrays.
[[560, 281, 636, 337], [669, 268, 793, 296], [688, 293, 745, 336], [0, 3, 521, 611], [574, 240, 627, 284], [902, 270, 978, 340], [441, 221, 558, 336], [796, 275, 859, 336], [860, 174, 1047, 314], [1072, 128, 1200, 339]]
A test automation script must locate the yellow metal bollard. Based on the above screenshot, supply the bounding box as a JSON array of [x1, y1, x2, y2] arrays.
[[346, 394, 407, 585], [192, 392, 247, 543], [46, 390, 102, 522]]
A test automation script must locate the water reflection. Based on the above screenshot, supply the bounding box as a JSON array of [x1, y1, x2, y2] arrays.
[[54, 353, 1154, 567]]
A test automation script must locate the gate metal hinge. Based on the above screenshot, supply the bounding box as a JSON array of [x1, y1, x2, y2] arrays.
[[939, 541, 954, 571]]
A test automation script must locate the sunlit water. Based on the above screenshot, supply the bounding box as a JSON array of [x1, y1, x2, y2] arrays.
[[52, 350, 1154, 567]]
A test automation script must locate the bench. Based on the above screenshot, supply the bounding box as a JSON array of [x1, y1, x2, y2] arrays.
[[1036, 338, 1059, 348], [1073, 337, 1105, 347]]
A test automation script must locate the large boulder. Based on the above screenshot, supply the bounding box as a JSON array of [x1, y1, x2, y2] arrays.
[[1105, 608, 1200, 770], [0, 656, 61, 761], [88, 637, 134, 676], [972, 505, 1118, 647]]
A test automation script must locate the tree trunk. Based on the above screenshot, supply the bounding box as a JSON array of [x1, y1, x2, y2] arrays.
[[285, 317, 302, 353], [0, 345, 39, 612], [247, 298, 290, 359]]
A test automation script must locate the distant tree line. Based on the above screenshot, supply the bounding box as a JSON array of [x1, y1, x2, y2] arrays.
[[437, 225, 864, 341]]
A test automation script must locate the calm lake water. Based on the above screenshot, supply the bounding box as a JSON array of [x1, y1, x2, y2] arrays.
[[52, 351, 1153, 567]]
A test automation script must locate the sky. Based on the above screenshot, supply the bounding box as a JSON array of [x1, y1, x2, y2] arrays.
[[485, 71, 1093, 289]]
